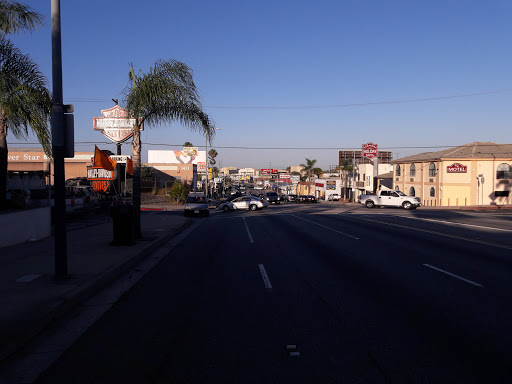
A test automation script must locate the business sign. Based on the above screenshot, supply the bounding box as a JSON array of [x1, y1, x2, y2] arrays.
[[326, 181, 336, 190], [261, 169, 278, 174], [93, 105, 141, 143], [87, 166, 115, 181], [362, 142, 378, 159], [447, 163, 467, 173]]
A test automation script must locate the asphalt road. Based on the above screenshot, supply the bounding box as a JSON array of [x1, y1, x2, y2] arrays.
[[35, 203, 512, 383]]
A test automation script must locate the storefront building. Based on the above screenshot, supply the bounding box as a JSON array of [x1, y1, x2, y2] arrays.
[[392, 142, 512, 207]]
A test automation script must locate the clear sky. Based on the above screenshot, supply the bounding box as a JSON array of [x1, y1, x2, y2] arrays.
[[8, 0, 512, 170]]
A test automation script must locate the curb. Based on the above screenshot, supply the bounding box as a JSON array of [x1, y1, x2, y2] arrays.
[[0, 220, 193, 363]]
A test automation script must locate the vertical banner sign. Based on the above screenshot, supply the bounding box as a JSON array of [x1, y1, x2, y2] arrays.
[[362, 142, 378, 160]]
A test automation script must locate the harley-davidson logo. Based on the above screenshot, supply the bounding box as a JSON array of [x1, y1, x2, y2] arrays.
[[447, 163, 467, 173], [362, 142, 378, 159]]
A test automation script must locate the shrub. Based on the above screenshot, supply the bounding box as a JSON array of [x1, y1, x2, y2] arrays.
[[166, 181, 189, 205]]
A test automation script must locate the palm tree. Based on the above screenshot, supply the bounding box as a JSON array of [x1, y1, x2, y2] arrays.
[[0, 0, 43, 35], [183, 141, 193, 147], [124, 59, 215, 236], [312, 167, 323, 179], [339, 159, 354, 199], [208, 148, 218, 165], [0, 37, 51, 209], [299, 158, 317, 181]]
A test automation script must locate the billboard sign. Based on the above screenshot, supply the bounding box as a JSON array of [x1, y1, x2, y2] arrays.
[[362, 142, 378, 159], [261, 169, 278, 174]]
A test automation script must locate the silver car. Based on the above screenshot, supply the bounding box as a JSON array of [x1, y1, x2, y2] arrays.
[[218, 196, 268, 212], [184, 192, 209, 217]]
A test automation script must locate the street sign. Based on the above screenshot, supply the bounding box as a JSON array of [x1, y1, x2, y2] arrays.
[[362, 142, 378, 159], [93, 105, 141, 143]]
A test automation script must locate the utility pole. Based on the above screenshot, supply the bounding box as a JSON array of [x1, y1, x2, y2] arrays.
[[51, 0, 68, 280]]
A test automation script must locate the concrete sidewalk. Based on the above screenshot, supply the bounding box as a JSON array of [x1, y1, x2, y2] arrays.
[[0, 201, 190, 363]]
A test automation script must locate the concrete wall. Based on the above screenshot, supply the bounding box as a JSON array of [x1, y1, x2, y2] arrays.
[[0, 207, 51, 247]]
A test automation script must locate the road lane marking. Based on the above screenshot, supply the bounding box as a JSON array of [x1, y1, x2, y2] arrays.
[[404, 217, 512, 232], [290, 214, 360, 239], [347, 215, 512, 250], [243, 217, 254, 243], [423, 264, 484, 288], [258, 264, 273, 289]]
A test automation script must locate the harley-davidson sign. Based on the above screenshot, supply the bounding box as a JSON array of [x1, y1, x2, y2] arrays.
[[362, 142, 378, 159], [447, 163, 467, 173], [93, 105, 141, 143]]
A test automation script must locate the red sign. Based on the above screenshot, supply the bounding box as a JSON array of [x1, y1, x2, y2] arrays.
[[261, 169, 278, 174], [362, 142, 378, 159], [447, 163, 467, 173]]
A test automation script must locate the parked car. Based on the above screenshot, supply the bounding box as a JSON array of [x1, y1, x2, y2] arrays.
[[296, 195, 318, 203], [264, 191, 280, 204], [184, 192, 209, 217], [327, 193, 340, 201], [278, 194, 287, 202], [218, 195, 268, 211], [254, 185, 264, 190], [287, 194, 298, 203]]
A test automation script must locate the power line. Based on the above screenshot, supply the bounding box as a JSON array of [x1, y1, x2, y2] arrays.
[[204, 88, 512, 110]]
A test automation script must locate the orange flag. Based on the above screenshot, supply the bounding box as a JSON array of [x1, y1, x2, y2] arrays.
[[126, 157, 133, 175], [93, 146, 117, 171]]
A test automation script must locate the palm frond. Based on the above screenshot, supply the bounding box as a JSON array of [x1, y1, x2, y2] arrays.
[[0, 1, 43, 35]]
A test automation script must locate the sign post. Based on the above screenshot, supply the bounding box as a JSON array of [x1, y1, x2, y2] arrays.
[[362, 142, 379, 192]]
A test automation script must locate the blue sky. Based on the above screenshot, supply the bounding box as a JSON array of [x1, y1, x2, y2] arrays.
[[9, 0, 512, 170]]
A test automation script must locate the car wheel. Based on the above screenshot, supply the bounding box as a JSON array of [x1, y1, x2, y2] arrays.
[[249, 204, 257, 211], [223, 205, 230, 212], [365, 200, 375, 209], [403, 201, 412, 210]]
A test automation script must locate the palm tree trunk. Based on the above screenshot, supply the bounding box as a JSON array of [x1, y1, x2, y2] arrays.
[[132, 124, 141, 237], [0, 110, 8, 209]]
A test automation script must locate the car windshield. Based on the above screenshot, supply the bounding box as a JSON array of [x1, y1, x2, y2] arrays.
[[395, 191, 406, 196], [186, 196, 206, 203]]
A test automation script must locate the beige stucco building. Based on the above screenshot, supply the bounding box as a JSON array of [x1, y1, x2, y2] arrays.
[[392, 142, 512, 207]]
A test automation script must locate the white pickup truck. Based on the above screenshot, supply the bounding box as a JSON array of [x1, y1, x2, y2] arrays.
[[359, 190, 421, 210]]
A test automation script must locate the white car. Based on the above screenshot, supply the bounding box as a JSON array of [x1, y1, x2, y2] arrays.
[[327, 194, 340, 201], [218, 196, 268, 212], [254, 185, 263, 190]]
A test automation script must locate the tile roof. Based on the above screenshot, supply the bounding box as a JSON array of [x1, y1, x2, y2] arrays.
[[392, 142, 512, 163]]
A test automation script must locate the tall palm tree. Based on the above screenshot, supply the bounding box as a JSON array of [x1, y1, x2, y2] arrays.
[[124, 59, 215, 236], [299, 158, 317, 181], [0, 0, 43, 35], [208, 148, 218, 165], [0, 37, 51, 209], [339, 159, 354, 199]]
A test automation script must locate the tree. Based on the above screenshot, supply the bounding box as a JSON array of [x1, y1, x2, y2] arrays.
[[312, 167, 323, 179], [208, 148, 218, 165], [0, 36, 51, 208], [299, 158, 317, 181], [167, 180, 188, 205], [124, 59, 215, 236], [183, 141, 193, 147], [339, 159, 354, 199], [0, 0, 43, 35], [141, 165, 156, 181]]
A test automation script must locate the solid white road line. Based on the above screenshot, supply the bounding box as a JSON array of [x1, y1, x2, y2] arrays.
[[405, 216, 512, 232], [258, 264, 273, 289], [423, 264, 484, 288], [243, 217, 254, 243], [290, 214, 360, 240]]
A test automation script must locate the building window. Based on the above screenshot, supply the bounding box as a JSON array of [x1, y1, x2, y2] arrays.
[[496, 163, 512, 179], [410, 163, 416, 177], [395, 185, 400, 190], [429, 163, 436, 177], [495, 191, 510, 197], [409, 187, 416, 196], [430, 187, 435, 197], [396, 164, 401, 176]]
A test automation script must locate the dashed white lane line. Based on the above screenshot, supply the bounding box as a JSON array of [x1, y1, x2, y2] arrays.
[[258, 264, 273, 289], [243, 217, 254, 243], [423, 264, 484, 288], [290, 214, 360, 240]]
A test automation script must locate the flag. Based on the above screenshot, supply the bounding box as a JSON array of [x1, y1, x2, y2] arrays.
[[93, 146, 117, 171], [126, 157, 133, 175]]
